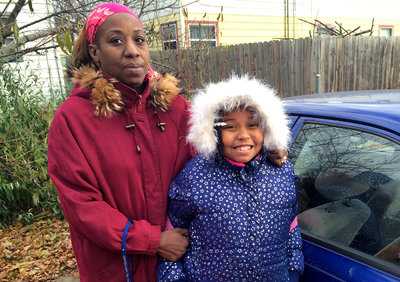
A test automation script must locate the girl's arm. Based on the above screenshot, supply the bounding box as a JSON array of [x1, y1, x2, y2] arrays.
[[287, 218, 304, 281], [167, 169, 197, 228], [157, 171, 196, 281], [286, 163, 304, 281]]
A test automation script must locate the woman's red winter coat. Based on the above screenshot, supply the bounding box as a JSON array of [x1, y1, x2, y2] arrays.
[[47, 68, 192, 281]]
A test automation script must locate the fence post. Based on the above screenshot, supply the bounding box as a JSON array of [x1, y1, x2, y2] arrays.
[[316, 74, 321, 93]]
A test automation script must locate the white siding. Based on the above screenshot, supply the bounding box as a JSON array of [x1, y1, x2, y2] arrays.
[[296, 0, 400, 19], [182, 0, 400, 19], [178, 0, 400, 43], [181, 0, 284, 16], [1, 0, 66, 96]]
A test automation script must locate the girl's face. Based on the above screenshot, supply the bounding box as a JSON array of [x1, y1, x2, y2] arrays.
[[220, 109, 264, 163], [88, 13, 150, 91]]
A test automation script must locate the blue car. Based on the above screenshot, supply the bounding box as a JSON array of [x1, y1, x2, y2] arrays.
[[284, 90, 400, 281]]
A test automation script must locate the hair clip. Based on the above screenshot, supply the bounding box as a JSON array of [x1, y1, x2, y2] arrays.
[[214, 122, 227, 127]]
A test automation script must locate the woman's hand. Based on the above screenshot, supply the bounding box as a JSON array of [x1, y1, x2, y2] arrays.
[[267, 148, 288, 167], [158, 228, 189, 262]]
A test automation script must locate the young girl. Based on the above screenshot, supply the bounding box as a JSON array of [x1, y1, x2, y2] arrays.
[[157, 76, 304, 281]]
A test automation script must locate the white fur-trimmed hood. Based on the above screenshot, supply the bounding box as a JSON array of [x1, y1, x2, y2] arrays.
[[187, 75, 290, 158]]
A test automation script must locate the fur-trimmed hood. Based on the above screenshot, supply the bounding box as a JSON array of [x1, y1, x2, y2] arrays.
[[68, 65, 181, 117], [187, 75, 290, 158]]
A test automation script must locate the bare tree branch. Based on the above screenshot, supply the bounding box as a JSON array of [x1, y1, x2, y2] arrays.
[[1, 0, 183, 58], [0, 27, 60, 57], [314, 19, 340, 36], [2, 4, 94, 39], [5, 0, 25, 25], [300, 18, 374, 37]]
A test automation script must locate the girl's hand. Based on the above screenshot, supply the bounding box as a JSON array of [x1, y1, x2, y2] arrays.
[[158, 228, 189, 262]]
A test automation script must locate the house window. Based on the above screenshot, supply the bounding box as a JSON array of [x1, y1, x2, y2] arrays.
[[161, 22, 178, 50], [380, 26, 393, 37], [188, 23, 217, 49], [314, 24, 335, 37]]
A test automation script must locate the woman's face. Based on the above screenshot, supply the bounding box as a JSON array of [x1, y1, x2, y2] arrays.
[[89, 13, 150, 91], [220, 109, 264, 163]]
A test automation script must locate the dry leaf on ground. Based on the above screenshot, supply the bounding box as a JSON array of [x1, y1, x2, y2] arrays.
[[0, 218, 78, 281]]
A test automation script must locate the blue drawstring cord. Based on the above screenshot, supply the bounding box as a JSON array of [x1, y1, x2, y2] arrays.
[[122, 220, 133, 282]]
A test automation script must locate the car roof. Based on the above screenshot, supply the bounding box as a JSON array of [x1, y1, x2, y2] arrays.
[[282, 89, 400, 134]]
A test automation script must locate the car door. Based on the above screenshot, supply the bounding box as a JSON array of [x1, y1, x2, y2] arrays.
[[288, 116, 400, 281]]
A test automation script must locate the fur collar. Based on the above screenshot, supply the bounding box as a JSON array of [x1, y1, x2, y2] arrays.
[[69, 65, 180, 117]]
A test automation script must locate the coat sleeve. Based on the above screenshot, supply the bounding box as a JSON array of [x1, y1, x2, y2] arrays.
[[287, 168, 304, 278], [156, 257, 186, 281], [287, 223, 304, 279], [156, 165, 198, 281], [47, 112, 161, 256], [166, 165, 197, 229]]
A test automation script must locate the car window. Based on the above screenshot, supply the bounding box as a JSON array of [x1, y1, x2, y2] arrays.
[[288, 122, 400, 267]]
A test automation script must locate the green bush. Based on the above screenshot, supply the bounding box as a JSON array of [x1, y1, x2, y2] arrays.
[[0, 62, 65, 228]]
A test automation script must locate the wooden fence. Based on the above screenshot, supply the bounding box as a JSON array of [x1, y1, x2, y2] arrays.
[[150, 36, 400, 99]]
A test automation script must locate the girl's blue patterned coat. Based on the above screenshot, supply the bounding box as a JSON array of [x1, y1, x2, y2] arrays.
[[157, 76, 304, 281], [158, 153, 304, 281]]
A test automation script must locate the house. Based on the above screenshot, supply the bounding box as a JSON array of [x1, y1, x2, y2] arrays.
[[2, 0, 400, 96], [143, 0, 400, 50], [0, 0, 66, 97]]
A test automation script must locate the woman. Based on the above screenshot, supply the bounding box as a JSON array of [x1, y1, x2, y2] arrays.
[[48, 3, 191, 281], [48, 3, 288, 281]]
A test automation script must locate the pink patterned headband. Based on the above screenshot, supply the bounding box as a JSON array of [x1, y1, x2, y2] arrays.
[[85, 3, 143, 45]]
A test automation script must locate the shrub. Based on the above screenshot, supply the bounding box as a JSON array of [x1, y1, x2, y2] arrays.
[[0, 62, 64, 228]]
